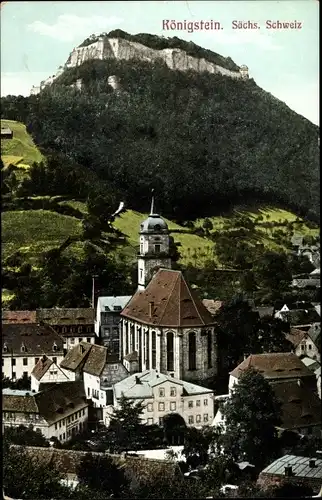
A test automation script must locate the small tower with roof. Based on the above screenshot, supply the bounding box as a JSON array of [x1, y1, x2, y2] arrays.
[[137, 192, 172, 290]]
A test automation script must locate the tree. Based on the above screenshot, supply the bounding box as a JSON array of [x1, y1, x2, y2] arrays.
[[253, 251, 292, 302], [76, 453, 129, 497], [4, 424, 50, 447], [107, 394, 147, 452], [256, 316, 292, 353], [2, 373, 31, 390], [221, 368, 282, 468]]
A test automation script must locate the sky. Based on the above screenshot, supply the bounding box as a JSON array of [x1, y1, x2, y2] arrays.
[[1, 0, 319, 125]]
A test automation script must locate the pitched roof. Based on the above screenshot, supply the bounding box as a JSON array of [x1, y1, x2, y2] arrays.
[[307, 323, 321, 345], [36, 308, 94, 325], [10, 446, 182, 485], [300, 357, 320, 372], [278, 309, 320, 326], [261, 454, 322, 479], [60, 342, 108, 377], [3, 381, 87, 424], [202, 299, 223, 316], [114, 369, 213, 400], [253, 306, 275, 318], [2, 323, 64, 356], [2, 310, 37, 323], [31, 355, 54, 380], [229, 353, 314, 381], [286, 328, 307, 348], [97, 296, 132, 312], [272, 381, 322, 430], [121, 269, 214, 327]]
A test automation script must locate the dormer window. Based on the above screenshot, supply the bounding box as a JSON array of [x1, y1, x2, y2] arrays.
[[21, 344, 26, 353], [3, 344, 8, 353], [52, 343, 58, 352]]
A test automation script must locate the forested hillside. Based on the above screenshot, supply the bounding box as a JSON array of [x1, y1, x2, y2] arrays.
[[1, 48, 319, 222]]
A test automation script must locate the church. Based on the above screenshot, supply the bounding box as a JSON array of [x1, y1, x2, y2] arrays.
[[119, 197, 217, 384]]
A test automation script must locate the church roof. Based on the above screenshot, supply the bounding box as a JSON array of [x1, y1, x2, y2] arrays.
[[121, 269, 214, 327]]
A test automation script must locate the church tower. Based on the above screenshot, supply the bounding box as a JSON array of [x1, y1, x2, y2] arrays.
[[137, 195, 171, 290]]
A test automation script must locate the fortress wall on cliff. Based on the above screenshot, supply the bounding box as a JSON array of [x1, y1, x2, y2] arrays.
[[65, 37, 246, 80]]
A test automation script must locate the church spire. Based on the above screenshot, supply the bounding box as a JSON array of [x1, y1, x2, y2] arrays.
[[150, 189, 155, 215]]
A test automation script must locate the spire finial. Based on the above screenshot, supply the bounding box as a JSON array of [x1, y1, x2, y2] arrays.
[[150, 188, 155, 215]]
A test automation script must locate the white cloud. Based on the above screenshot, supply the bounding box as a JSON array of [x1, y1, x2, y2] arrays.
[[27, 14, 123, 43]]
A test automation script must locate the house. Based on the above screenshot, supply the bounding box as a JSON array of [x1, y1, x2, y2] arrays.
[[120, 268, 217, 384], [275, 303, 320, 329], [2, 381, 88, 442], [36, 308, 95, 351], [229, 353, 317, 392], [286, 325, 321, 362], [1, 127, 13, 139], [2, 310, 37, 324], [111, 369, 214, 428], [2, 323, 64, 380], [95, 296, 131, 351], [31, 355, 73, 393], [60, 342, 128, 415], [257, 455, 322, 494], [9, 445, 183, 490]]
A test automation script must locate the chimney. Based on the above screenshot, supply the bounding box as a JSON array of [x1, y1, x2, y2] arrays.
[[149, 302, 154, 318], [41, 355, 46, 364], [80, 344, 85, 354], [284, 465, 293, 477], [309, 459, 316, 468], [135, 376, 141, 384]]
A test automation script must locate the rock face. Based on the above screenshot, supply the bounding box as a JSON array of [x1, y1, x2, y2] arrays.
[[65, 36, 249, 80]]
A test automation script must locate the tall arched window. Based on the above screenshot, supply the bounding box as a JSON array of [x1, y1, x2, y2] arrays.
[[188, 332, 196, 370], [130, 325, 135, 353], [207, 330, 212, 368], [145, 331, 150, 369], [167, 331, 174, 372], [151, 331, 156, 369]]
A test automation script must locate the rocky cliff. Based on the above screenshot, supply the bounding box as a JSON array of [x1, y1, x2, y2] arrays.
[[65, 36, 249, 80]]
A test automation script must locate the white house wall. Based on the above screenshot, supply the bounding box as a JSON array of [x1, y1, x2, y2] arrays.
[[2, 354, 64, 381]]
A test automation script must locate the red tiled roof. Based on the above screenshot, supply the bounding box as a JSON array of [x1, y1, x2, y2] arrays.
[[121, 269, 214, 327], [229, 353, 313, 380], [2, 323, 64, 356], [2, 310, 37, 324], [31, 355, 54, 381]]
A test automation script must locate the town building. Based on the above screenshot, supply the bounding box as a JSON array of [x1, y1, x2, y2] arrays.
[[110, 369, 214, 428], [257, 455, 322, 494], [2, 323, 64, 380], [36, 308, 95, 351], [95, 295, 131, 351], [2, 310, 37, 324], [228, 353, 317, 392], [120, 268, 217, 384], [31, 355, 73, 393], [9, 445, 183, 491], [60, 342, 128, 415], [286, 325, 321, 362], [274, 302, 320, 329], [2, 381, 88, 442]]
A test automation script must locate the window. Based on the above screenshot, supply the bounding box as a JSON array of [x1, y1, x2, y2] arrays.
[[52, 343, 58, 352], [151, 331, 156, 369], [158, 402, 165, 412], [63, 419, 65, 425], [170, 402, 176, 411], [204, 399, 208, 406], [62, 327, 67, 334], [159, 388, 165, 397], [59, 421, 62, 428], [23, 358, 28, 366], [53, 357, 57, 363], [145, 331, 149, 369], [11, 359, 16, 366], [167, 331, 174, 371], [207, 330, 212, 368], [59, 435, 62, 441], [309, 344, 312, 350], [159, 417, 164, 426], [87, 387, 90, 396], [188, 416, 194, 424], [12, 372, 16, 379], [70, 338, 75, 344], [196, 415, 201, 423], [63, 433, 65, 440], [148, 418, 154, 425], [188, 332, 197, 370], [155, 244, 161, 253], [55, 423, 57, 430], [86, 338, 91, 343], [35, 357, 39, 365], [170, 387, 176, 397], [301, 345, 305, 351], [78, 326, 83, 333], [147, 403, 153, 412], [140, 269, 143, 281], [204, 414, 208, 422], [188, 401, 193, 408], [196, 400, 201, 407], [82, 409, 85, 416], [87, 327, 92, 333]]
